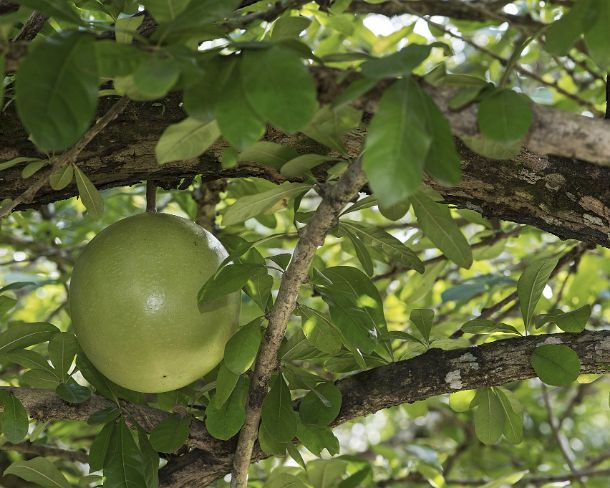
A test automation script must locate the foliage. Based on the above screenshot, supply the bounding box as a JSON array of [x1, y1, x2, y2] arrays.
[[0, 1, 609, 488]]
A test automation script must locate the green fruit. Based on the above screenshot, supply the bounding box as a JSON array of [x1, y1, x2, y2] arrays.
[[69, 213, 240, 393]]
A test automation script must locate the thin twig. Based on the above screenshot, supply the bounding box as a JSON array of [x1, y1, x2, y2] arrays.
[[0, 441, 88, 463], [229, 162, 367, 487], [146, 180, 157, 213], [0, 96, 129, 219]]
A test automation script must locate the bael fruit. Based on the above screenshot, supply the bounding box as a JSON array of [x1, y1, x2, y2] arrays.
[[69, 213, 240, 393]]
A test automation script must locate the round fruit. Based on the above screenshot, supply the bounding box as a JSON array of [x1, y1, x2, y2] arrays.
[[69, 213, 240, 393]]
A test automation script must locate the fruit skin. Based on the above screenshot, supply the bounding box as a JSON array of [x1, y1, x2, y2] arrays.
[[69, 213, 240, 393]]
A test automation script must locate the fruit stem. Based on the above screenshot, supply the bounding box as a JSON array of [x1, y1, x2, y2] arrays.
[[146, 181, 157, 213]]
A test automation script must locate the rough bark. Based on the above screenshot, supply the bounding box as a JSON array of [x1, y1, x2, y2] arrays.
[[158, 329, 610, 487], [3, 71, 610, 247]]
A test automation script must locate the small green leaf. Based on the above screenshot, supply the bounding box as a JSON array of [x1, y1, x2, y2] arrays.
[[87, 407, 120, 426], [22, 369, 60, 390], [0, 296, 16, 317], [104, 420, 147, 487], [215, 364, 240, 408], [296, 422, 339, 456], [142, 0, 191, 22], [21, 160, 48, 178], [0, 322, 58, 354], [222, 182, 310, 227], [474, 388, 504, 445], [361, 44, 434, 79], [73, 165, 104, 220], [545, 0, 593, 55], [280, 154, 332, 178], [223, 318, 263, 375], [517, 256, 558, 329], [461, 319, 521, 336], [15, 31, 99, 152], [238, 141, 298, 168], [461, 134, 521, 160], [583, 1, 610, 69], [205, 376, 249, 440], [494, 388, 523, 444], [149, 414, 191, 453], [299, 383, 342, 426], [410, 308, 434, 343], [95, 41, 145, 78], [546, 304, 591, 333], [478, 89, 532, 143], [198, 263, 260, 304], [261, 374, 297, 443], [89, 421, 115, 472], [155, 118, 220, 164], [14, 0, 83, 24], [241, 46, 317, 133], [2, 349, 55, 373], [49, 164, 74, 191], [301, 104, 362, 153], [137, 425, 159, 488], [300, 306, 342, 355], [410, 192, 472, 268], [5, 457, 70, 488], [531, 344, 581, 386], [55, 381, 91, 404], [271, 16, 311, 40], [48, 332, 78, 380], [0, 392, 28, 443], [363, 78, 431, 207]]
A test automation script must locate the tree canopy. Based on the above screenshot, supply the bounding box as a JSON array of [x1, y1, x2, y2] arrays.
[[0, 0, 610, 487]]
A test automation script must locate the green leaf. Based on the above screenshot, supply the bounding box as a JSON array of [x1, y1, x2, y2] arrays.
[[360, 44, 434, 79], [149, 414, 191, 453], [0, 322, 58, 354], [222, 182, 310, 226], [545, 0, 593, 55], [461, 319, 521, 336], [21, 160, 48, 178], [49, 164, 74, 191], [153, 0, 240, 43], [48, 332, 77, 380], [155, 118, 220, 164], [543, 304, 591, 333], [95, 41, 145, 78], [339, 221, 424, 273], [4, 458, 70, 488], [280, 154, 333, 178], [410, 308, 434, 343], [474, 388, 504, 445], [136, 425, 159, 488], [301, 104, 362, 153], [216, 61, 266, 150], [494, 388, 523, 444], [183, 56, 233, 123], [308, 459, 348, 488], [271, 16, 312, 40], [477, 89, 532, 143], [314, 266, 388, 356], [479, 471, 528, 488], [15, 31, 98, 152], [363, 78, 431, 207], [531, 344, 581, 386], [142, 0, 191, 22], [223, 318, 263, 375], [215, 363, 240, 408], [21, 369, 60, 390], [517, 256, 558, 329], [343, 228, 374, 276], [2, 349, 55, 373], [300, 306, 343, 355], [89, 421, 115, 472], [104, 420, 147, 488], [0, 295, 16, 317], [55, 381, 91, 404], [205, 376, 249, 440], [198, 263, 260, 304], [114, 15, 144, 44], [73, 165, 104, 220], [296, 423, 339, 456], [125, 55, 180, 101], [87, 407, 120, 426], [448, 390, 476, 413], [299, 383, 342, 426], [461, 134, 521, 160], [242, 45, 317, 133], [410, 192, 472, 268], [583, 0, 610, 69], [261, 374, 297, 444], [238, 141, 298, 169], [0, 392, 28, 443], [14, 0, 83, 24]]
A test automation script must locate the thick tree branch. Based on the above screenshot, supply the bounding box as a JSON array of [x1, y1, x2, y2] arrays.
[[158, 329, 610, 486], [230, 162, 367, 487], [1, 330, 608, 486]]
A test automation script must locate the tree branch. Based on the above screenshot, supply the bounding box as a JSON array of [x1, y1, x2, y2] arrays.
[[230, 162, 367, 487], [158, 329, 610, 486]]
